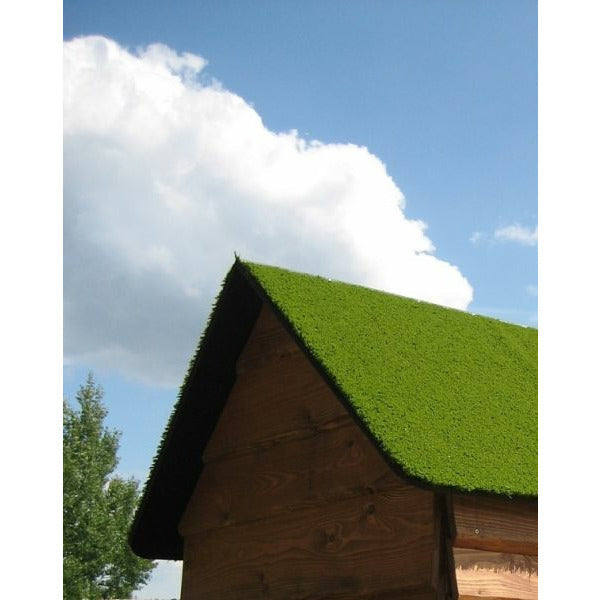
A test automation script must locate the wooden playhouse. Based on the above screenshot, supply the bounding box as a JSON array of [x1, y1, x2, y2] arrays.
[[130, 259, 538, 600]]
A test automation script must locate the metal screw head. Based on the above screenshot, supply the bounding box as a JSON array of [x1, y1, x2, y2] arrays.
[[474, 528, 480, 535]]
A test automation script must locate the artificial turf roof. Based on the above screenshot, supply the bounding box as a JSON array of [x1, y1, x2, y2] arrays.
[[130, 258, 537, 559], [242, 260, 537, 497]]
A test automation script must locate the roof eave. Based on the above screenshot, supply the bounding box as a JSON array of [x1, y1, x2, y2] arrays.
[[129, 260, 263, 559]]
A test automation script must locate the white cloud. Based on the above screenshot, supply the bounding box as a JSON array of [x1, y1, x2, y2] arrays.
[[469, 231, 485, 244], [494, 223, 538, 246], [64, 36, 473, 386]]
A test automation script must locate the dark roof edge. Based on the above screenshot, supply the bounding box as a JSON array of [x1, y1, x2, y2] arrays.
[[129, 260, 262, 559]]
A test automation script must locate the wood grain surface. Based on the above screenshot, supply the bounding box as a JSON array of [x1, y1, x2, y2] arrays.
[[180, 420, 399, 536], [181, 489, 436, 600], [236, 303, 302, 374], [179, 304, 439, 598], [203, 351, 349, 463], [453, 548, 537, 600], [450, 494, 537, 556]]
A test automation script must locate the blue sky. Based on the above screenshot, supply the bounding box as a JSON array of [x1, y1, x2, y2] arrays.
[[63, 2, 537, 597], [64, 1, 537, 323]]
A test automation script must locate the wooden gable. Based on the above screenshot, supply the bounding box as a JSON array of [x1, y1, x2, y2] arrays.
[[178, 304, 442, 599], [175, 303, 537, 600]]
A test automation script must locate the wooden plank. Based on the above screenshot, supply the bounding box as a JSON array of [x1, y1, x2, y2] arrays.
[[180, 419, 400, 536], [451, 494, 537, 556], [181, 488, 437, 600], [236, 303, 301, 374], [453, 548, 537, 600], [203, 340, 349, 463]]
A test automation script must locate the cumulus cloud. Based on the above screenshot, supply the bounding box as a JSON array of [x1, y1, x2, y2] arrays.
[[494, 223, 538, 246], [64, 36, 473, 386]]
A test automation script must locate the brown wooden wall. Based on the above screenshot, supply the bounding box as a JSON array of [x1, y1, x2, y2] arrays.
[[177, 303, 538, 599], [178, 304, 441, 600]]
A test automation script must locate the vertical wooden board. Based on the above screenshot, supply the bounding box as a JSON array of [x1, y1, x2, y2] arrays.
[[180, 420, 400, 536], [432, 493, 457, 600], [453, 548, 537, 600], [430, 495, 442, 595], [446, 529, 459, 600], [451, 494, 537, 556], [181, 489, 437, 600]]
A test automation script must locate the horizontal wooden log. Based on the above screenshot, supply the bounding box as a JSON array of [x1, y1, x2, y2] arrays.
[[180, 420, 400, 536], [453, 548, 537, 600], [181, 489, 437, 600], [450, 494, 537, 556]]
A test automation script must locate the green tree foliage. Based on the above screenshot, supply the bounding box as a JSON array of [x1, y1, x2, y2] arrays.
[[63, 374, 156, 599]]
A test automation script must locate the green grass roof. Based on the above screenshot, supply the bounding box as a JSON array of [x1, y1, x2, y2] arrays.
[[241, 260, 537, 497]]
